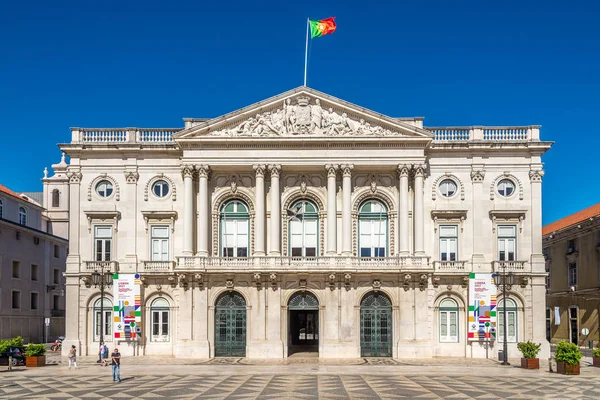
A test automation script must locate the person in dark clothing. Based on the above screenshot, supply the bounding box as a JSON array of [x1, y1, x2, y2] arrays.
[[111, 348, 121, 382]]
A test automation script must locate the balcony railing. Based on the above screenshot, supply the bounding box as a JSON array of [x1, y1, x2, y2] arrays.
[[72, 128, 182, 144], [427, 126, 539, 142], [83, 261, 118, 272], [141, 261, 176, 272], [433, 260, 470, 273], [492, 260, 529, 272]]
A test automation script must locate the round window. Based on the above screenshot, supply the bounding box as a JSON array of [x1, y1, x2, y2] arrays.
[[152, 180, 170, 197], [95, 180, 113, 198], [497, 179, 515, 197], [439, 179, 457, 197]]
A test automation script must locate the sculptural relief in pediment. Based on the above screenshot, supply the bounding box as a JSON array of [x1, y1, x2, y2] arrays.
[[208, 95, 405, 137]]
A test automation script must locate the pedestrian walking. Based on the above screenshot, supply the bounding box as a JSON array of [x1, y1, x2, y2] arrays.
[[111, 348, 121, 382], [97, 341, 104, 363], [67, 345, 77, 369]]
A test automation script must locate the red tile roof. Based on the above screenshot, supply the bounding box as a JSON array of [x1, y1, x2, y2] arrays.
[[0, 183, 23, 201], [542, 202, 600, 236]]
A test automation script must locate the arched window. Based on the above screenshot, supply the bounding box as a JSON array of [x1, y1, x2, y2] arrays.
[[358, 200, 388, 257], [497, 298, 517, 343], [150, 298, 170, 342], [93, 298, 113, 342], [52, 189, 60, 208], [288, 200, 319, 257], [439, 298, 459, 343], [220, 200, 249, 257], [18, 207, 27, 226]]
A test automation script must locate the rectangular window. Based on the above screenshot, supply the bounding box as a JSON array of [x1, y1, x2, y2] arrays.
[[30, 292, 38, 310], [12, 261, 20, 278], [12, 291, 20, 309], [569, 307, 578, 345], [94, 226, 112, 261], [290, 220, 317, 257], [151, 226, 169, 261], [497, 225, 516, 261], [95, 310, 112, 340], [568, 263, 577, 287], [53, 295, 60, 311], [567, 239, 576, 253], [497, 310, 517, 342], [439, 225, 458, 262], [54, 245, 60, 258], [222, 220, 248, 258], [359, 219, 386, 257], [546, 309, 552, 342], [31, 264, 38, 281], [439, 310, 458, 342], [152, 310, 170, 341], [53, 269, 60, 285], [546, 263, 551, 292]]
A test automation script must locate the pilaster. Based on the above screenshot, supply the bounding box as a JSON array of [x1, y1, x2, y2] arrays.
[[325, 164, 339, 255], [269, 165, 281, 256], [341, 164, 353, 255], [398, 165, 410, 256], [181, 164, 195, 256], [197, 165, 211, 257], [253, 164, 266, 256]]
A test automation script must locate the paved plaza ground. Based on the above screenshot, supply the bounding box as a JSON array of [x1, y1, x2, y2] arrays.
[[2, 354, 600, 399]]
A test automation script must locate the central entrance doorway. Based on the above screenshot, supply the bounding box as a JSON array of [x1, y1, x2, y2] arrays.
[[360, 291, 393, 357], [214, 291, 246, 357], [288, 292, 319, 356]]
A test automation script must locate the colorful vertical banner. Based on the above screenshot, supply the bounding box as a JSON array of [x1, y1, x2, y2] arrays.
[[113, 273, 142, 340], [467, 273, 497, 341]]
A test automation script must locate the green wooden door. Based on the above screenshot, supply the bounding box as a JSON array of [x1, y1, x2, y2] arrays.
[[215, 292, 246, 357], [360, 292, 392, 357]]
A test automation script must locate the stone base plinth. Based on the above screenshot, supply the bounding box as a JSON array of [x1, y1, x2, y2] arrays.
[[397, 341, 432, 359], [173, 341, 210, 358], [246, 341, 284, 359]]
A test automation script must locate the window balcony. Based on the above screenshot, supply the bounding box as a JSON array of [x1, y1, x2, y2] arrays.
[[492, 260, 529, 272], [82, 261, 118, 273], [433, 260, 470, 274], [140, 261, 176, 273]]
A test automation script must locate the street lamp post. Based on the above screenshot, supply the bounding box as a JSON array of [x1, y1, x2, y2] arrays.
[[91, 269, 113, 347], [494, 267, 514, 366]]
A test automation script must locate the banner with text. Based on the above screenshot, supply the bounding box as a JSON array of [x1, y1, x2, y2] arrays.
[[468, 273, 497, 341], [113, 273, 142, 340]]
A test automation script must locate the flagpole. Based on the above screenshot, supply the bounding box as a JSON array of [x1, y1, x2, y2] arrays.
[[304, 18, 309, 86]]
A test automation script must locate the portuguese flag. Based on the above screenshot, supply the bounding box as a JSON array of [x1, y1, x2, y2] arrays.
[[310, 18, 337, 38]]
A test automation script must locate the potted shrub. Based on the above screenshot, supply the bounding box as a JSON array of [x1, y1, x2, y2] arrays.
[[25, 343, 46, 367], [555, 341, 582, 375], [517, 341, 541, 369], [593, 347, 600, 368]]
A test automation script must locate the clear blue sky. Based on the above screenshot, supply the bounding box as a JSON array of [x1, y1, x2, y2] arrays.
[[1, 0, 598, 225]]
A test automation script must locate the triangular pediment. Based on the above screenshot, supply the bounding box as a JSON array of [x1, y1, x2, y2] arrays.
[[174, 87, 433, 140]]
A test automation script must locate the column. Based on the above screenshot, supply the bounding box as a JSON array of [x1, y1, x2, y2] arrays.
[[197, 165, 210, 257], [325, 164, 338, 255], [181, 165, 195, 255], [413, 164, 425, 255], [269, 165, 281, 256], [253, 164, 266, 256], [398, 165, 410, 255], [341, 164, 353, 255]]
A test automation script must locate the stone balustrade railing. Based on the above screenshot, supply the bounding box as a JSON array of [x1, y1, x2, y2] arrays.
[[72, 128, 182, 144], [433, 260, 470, 273], [83, 260, 118, 272], [492, 260, 529, 272], [141, 260, 175, 272], [427, 126, 539, 142]]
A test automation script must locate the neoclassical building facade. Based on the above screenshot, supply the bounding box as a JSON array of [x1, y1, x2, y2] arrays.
[[59, 87, 552, 359]]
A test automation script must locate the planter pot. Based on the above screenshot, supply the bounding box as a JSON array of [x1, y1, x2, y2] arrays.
[[593, 357, 600, 368], [557, 361, 580, 375], [25, 355, 46, 367], [521, 358, 539, 369]]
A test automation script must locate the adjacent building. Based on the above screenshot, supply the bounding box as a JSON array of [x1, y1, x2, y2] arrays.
[[544, 202, 600, 348], [59, 87, 552, 359], [0, 156, 69, 342]]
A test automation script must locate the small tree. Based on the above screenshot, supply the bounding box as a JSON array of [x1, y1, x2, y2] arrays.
[[25, 344, 47, 357], [8, 336, 24, 348], [555, 341, 582, 365], [517, 341, 541, 359]]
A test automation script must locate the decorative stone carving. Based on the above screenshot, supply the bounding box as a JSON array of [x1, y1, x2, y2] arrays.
[[269, 164, 281, 178], [529, 169, 544, 182], [43, 167, 48, 179], [372, 279, 382, 292], [520, 276, 529, 288], [124, 170, 139, 184], [181, 164, 195, 179], [325, 164, 338, 178], [398, 164, 410, 178], [253, 164, 266, 177], [368, 174, 378, 193], [139, 276, 148, 288], [419, 274, 428, 291], [253, 273, 262, 290], [167, 275, 176, 288], [413, 164, 426, 178], [197, 164, 210, 179], [67, 171, 82, 184], [177, 274, 188, 290], [226, 279, 234, 290], [341, 164, 354, 177], [341, 273, 350, 291], [227, 174, 239, 194], [269, 273, 277, 291], [81, 276, 90, 288], [432, 276, 441, 288], [328, 273, 336, 291], [470, 169, 485, 183], [403, 274, 412, 291], [461, 276, 469, 288], [194, 273, 203, 290], [208, 96, 404, 137], [299, 279, 307, 290], [446, 284, 453, 291], [156, 284, 162, 292], [299, 175, 308, 194]]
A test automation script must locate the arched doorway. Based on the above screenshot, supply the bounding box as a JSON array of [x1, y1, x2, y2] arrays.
[[288, 292, 319, 356], [360, 292, 392, 357], [214, 292, 246, 357]]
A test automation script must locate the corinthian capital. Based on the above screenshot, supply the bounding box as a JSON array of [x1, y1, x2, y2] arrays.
[[413, 164, 426, 177], [181, 164, 195, 179], [397, 164, 410, 177], [470, 169, 485, 183], [268, 164, 281, 178], [340, 164, 354, 177], [325, 164, 338, 178], [529, 169, 544, 182], [67, 171, 82, 184], [253, 164, 266, 178], [197, 164, 211, 179]]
